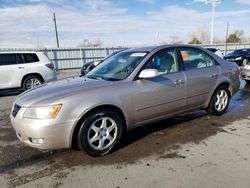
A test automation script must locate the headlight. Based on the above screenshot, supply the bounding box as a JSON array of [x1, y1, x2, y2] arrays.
[[235, 57, 242, 61], [23, 104, 62, 119]]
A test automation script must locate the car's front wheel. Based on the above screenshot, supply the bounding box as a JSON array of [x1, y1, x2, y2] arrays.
[[23, 75, 42, 90], [77, 110, 124, 156], [207, 86, 231, 116]]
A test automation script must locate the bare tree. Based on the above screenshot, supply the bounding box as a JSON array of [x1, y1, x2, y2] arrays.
[[188, 27, 210, 44], [78, 39, 103, 47], [226, 29, 245, 43], [197, 27, 210, 44], [168, 36, 183, 44]]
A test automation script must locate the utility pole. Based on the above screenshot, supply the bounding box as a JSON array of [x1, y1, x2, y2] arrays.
[[210, 2, 215, 44], [53, 12, 60, 48], [225, 21, 229, 55]]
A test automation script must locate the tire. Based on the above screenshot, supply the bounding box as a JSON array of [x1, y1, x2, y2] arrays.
[[245, 80, 250, 85], [23, 75, 42, 90], [207, 86, 231, 116], [77, 110, 124, 156]]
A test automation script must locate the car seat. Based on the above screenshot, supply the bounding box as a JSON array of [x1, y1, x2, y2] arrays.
[[158, 53, 174, 74]]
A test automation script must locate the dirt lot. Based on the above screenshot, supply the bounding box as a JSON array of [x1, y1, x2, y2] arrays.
[[0, 72, 250, 188]]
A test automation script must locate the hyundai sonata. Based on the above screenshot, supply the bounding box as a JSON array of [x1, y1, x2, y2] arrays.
[[11, 45, 240, 156]]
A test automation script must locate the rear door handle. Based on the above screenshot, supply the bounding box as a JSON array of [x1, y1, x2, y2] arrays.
[[209, 73, 217, 78], [18, 67, 24, 69], [174, 79, 185, 85]]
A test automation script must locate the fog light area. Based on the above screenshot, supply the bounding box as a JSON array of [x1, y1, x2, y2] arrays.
[[29, 138, 44, 144]]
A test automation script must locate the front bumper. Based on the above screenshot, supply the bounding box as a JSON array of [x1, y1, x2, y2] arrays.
[[10, 106, 75, 150]]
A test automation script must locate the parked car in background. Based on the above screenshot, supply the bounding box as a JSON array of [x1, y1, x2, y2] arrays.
[[224, 48, 250, 66], [11, 45, 240, 156], [80, 49, 125, 76], [0, 51, 57, 90], [206, 48, 224, 58], [241, 61, 250, 84], [80, 60, 101, 76]]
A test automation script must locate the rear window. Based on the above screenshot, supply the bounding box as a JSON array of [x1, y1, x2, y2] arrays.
[[0, 54, 17, 65], [23, 53, 39, 63]]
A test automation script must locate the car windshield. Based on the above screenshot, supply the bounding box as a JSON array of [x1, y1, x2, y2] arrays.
[[86, 51, 148, 81]]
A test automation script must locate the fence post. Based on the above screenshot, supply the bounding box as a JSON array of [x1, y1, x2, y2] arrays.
[[53, 49, 58, 70], [80, 48, 83, 66], [81, 48, 86, 65], [106, 48, 109, 56]]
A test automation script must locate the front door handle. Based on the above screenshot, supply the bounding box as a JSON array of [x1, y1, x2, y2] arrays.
[[209, 73, 217, 78], [18, 67, 24, 69], [174, 79, 185, 85]]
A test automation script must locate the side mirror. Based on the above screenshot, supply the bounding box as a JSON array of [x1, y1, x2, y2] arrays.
[[139, 69, 159, 79]]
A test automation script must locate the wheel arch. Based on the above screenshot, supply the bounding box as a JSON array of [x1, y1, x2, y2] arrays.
[[71, 104, 127, 149], [205, 81, 231, 109], [21, 73, 45, 87]]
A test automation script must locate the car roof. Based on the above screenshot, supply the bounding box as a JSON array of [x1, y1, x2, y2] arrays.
[[123, 44, 203, 53], [0, 51, 38, 54]]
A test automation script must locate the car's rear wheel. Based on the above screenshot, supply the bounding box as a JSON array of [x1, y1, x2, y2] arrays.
[[23, 75, 42, 90], [77, 110, 124, 156], [207, 86, 231, 116]]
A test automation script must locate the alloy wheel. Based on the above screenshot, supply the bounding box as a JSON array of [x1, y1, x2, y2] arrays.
[[87, 117, 118, 151], [215, 90, 228, 112], [25, 78, 42, 90]]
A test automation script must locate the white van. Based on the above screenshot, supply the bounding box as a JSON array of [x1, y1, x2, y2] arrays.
[[0, 51, 57, 90]]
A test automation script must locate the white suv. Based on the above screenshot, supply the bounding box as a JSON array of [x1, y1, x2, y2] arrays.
[[0, 51, 57, 90]]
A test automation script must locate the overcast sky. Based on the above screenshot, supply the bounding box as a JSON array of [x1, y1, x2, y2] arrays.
[[0, 0, 250, 48]]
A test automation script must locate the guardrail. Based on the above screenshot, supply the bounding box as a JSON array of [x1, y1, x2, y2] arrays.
[[1, 43, 250, 70]]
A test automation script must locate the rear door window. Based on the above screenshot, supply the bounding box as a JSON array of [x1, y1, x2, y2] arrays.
[[0, 54, 17, 65], [23, 53, 39, 63], [179, 48, 216, 70]]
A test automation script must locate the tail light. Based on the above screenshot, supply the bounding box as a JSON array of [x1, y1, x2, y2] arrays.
[[45, 63, 55, 70]]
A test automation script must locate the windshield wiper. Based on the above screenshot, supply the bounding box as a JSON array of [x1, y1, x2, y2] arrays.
[[86, 75, 120, 81], [86, 75, 99, 80], [103, 77, 121, 81], [87, 75, 105, 80]]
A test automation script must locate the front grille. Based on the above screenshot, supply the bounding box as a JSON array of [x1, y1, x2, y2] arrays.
[[12, 103, 21, 118]]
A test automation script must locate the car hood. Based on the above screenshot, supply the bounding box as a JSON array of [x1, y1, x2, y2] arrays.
[[16, 76, 115, 107]]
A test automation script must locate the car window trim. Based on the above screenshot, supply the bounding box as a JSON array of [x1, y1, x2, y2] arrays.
[[16, 53, 24, 64]]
